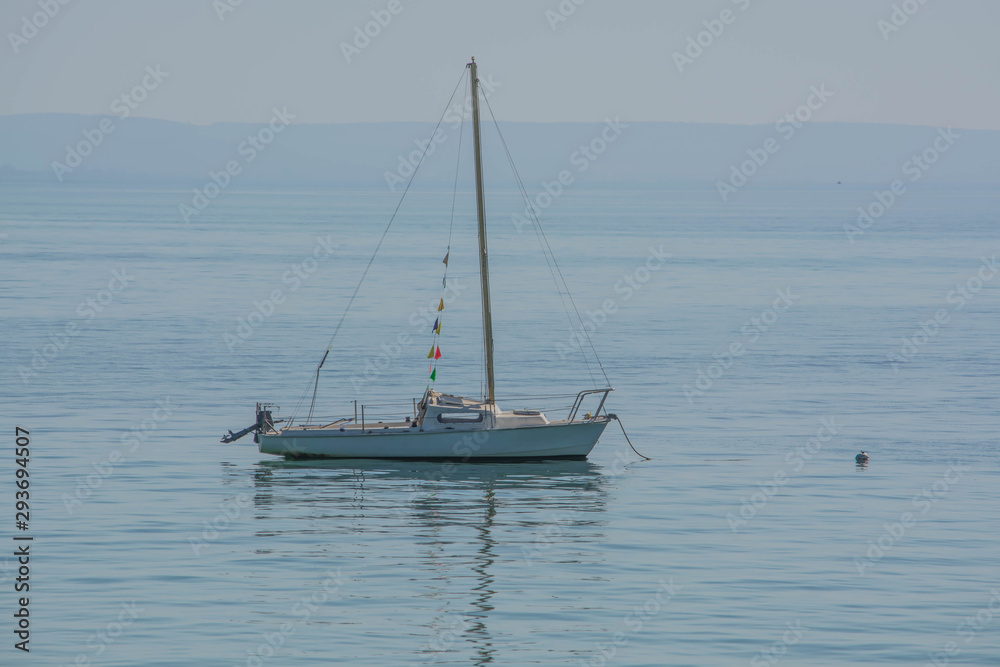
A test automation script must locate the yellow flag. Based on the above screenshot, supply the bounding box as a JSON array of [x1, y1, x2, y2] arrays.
[[438, 298, 444, 312], [435, 321, 442, 334], [427, 344, 435, 359]]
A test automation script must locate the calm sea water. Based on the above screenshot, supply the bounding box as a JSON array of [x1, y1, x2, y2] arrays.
[[2, 181, 998, 666]]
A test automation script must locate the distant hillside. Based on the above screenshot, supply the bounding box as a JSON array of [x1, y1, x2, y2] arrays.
[[1, 114, 998, 190]]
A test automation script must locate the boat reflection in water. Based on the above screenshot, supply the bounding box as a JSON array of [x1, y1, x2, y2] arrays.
[[245, 459, 610, 664]]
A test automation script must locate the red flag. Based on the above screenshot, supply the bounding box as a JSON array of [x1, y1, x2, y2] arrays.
[[434, 346, 442, 360]]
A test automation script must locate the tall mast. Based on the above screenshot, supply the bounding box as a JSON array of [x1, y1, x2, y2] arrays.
[[468, 57, 496, 405]]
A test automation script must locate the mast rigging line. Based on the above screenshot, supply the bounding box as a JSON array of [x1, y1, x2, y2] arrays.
[[479, 94, 611, 389], [298, 68, 470, 424], [425, 70, 466, 395]]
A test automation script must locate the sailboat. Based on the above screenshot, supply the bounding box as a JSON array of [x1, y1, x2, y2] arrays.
[[228, 58, 620, 460]]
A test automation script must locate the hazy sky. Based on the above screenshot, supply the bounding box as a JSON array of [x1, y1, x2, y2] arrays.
[[1, 0, 998, 129]]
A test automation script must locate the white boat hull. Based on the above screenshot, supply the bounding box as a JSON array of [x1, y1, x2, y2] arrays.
[[258, 418, 611, 460]]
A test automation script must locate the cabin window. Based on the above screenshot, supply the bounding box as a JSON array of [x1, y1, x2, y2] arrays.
[[436, 412, 485, 424]]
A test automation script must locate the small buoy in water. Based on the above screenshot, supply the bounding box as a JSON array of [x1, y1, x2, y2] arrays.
[[855, 451, 869, 463]]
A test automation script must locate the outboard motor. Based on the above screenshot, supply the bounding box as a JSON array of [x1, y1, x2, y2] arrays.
[[221, 403, 278, 444], [254, 404, 275, 443]]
